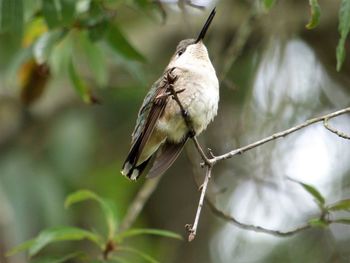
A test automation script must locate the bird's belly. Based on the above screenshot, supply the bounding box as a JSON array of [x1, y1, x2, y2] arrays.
[[157, 80, 219, 143]]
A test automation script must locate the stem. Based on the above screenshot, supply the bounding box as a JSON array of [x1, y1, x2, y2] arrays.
[[187, 167, 212, 241]]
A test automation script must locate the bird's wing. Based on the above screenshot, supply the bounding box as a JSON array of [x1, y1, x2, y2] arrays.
[[131, 77, 163, 145], [147, 138, 188, 178], [122, 73, 170, 178]]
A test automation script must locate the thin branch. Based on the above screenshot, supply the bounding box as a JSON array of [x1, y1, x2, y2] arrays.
[[165, 68, 213, 241], [166, 63, 350, 241], [124, 64, 350, 240], [205, 196, 350, 237], [205, 197, 312, 237], [192, 136, 212, 166], [187, 166, 212, 241], [211, 107, 350, 164], [323, 117, 350, 140], [185, 105, 350, 239], [118, 176, 163, 233]]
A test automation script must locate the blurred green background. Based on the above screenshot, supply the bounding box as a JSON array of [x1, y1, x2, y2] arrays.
[[1, 0, 350, 262]]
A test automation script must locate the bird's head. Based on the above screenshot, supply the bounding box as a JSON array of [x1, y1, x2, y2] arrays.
[[167, 8, 216, 69]]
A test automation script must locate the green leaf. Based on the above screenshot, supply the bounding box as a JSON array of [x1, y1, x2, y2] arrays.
[[105, 24, 145, 62], [328, 199, 350, 211], [336, 0, 350, 71], [7, 239, 35, 256], [30, 252, 85, 263], [302, 183, 325, 206], [82, 0, 109, 41], [68, 58, 96, 103], [79, 31, 108, 86], [118, 246, 159, 263], [65, 189, 99, 207], [289, 178, 325, 207], [0, 0, 23, 33], [0, 0, 23, 47], [110, 256, 132, 263], [134, 0, 150, 9], [60, 0, 76, 26], [33, 30, 66, 64], [262, 0, 276, 10], [8, 226, 101, 257], [42, 0, 76, 28], [116, 228, 182, 242], [30, 226, 101, 257], [65, 190, 118, 240], [306, 0, 321, 29], [88, 19, 108, 41], [42, 0, 62, 29], [308, 218, 328, 227]]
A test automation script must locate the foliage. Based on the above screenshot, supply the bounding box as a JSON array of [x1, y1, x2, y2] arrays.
[[290, 179, 350, 227], [264, 0, 350, 71], [306, 0, 321, 29], [0, 0, 153, 105], [8, 190, 182, 262], [336, 0, 350, 71], [1, 1, 350, 262]]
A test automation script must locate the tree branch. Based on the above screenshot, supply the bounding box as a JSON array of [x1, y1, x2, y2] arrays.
[[205, 197, 312, 237], [178, 102, 350, 239], [323, 117, 350, 140], [210, 107, 350, 164], [186, 166, 212, 241], [125, 64, 350, 241], [118, 176, 162, 233]]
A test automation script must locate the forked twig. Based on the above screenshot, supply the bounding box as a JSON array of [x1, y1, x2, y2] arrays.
[[165, 68, 213, 241], [167, 66, 350, 240]]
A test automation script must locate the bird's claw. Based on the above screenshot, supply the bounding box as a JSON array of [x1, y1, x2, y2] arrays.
[[188, 128, 196, 138], [167, 67, 178, 83]]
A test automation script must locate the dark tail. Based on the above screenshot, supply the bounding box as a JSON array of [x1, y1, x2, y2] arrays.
[[147, 138, 187, 178], [121, 135, 148, 180]]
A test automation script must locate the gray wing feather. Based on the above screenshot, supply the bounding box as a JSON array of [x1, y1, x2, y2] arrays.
[[146, 138, 188, 178], [131, 77, 162, 145]]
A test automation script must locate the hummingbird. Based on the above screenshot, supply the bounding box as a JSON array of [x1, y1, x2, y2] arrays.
[[121, 8, 219, 180]]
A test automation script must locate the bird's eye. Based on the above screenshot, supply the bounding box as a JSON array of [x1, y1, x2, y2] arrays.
[[177, 48, 185, 57]]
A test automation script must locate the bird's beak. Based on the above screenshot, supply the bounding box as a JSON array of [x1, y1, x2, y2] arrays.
[[195, 8, 216, 43]]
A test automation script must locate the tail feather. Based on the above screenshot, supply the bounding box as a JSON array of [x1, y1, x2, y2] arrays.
[[121, 135, 144, 180], [122, 157, 151, 180], [147, 138, 187, 179]]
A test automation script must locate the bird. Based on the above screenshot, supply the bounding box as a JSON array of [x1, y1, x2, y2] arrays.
[[121, 8, 219, 180]]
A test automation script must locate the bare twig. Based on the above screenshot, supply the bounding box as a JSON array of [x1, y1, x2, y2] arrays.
[[185, 105, 350, 239], [123, 65, 350, 241], [167, 62, 350, 241], [210, 107, 350, 164], [323, 117, 350, 140], [192, 136, 212, 166], [205, 197, 312, 236], [187, 167, 212, 241], [118, 176, 163, 233], [165, 68, 215, 241]]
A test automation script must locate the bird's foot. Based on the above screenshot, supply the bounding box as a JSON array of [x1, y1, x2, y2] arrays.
[[167, 67, 178, 83], [188, 128, 196, 138]]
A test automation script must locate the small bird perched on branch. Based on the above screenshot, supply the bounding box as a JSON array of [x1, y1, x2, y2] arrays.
[[122, 8, 219, 180]]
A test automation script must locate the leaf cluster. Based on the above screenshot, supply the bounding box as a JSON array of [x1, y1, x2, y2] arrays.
[[1, 0, 153, 105], [8, 190, 182, 263], [289, 178, 350, 228], [263, 0, 350, 72]]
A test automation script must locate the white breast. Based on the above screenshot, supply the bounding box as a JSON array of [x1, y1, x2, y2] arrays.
[[186, 66, 219, 134], [157, 63, 219, 143]]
